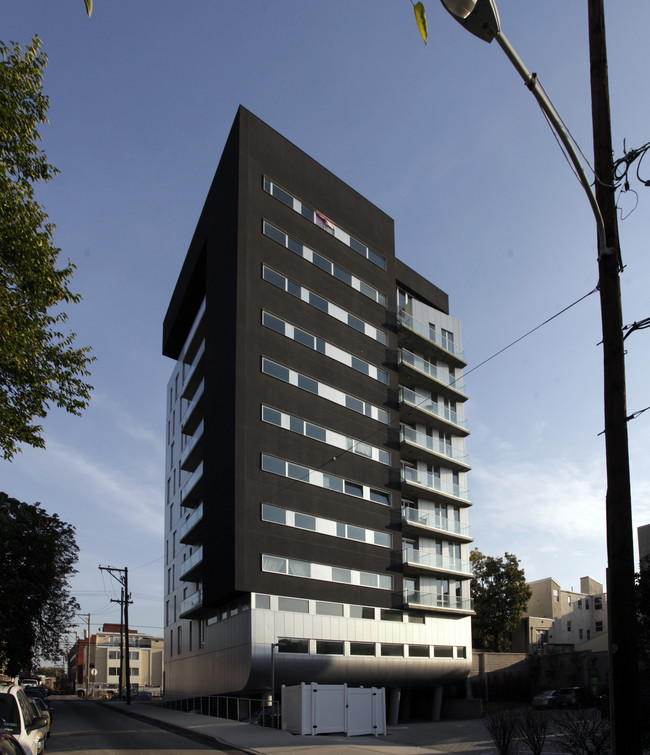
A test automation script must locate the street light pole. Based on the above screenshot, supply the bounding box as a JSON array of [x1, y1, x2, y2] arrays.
[[438, 1, 641, 751]]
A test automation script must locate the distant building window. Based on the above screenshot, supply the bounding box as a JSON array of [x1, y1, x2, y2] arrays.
[[261, 358, 389, 424], [408, 645, 430, 658], [261, 553, 392, 591], [262, 311, 388, 384], [262, 265, 387, 344], [567, 621, 572, 632], [261, 503, 392, 548], [595, 597, 603, 610], [263, 177, 386, 270], [108, 667, 120, 676], [553, 589, 559, 601], [315, 602, 344, 617], [381, 644, 404, 657], [261, 454, 391, 507], [262, 220, 386, 306], [595, 621, 603, 632], [381, 610, 403, 623], [456, 646, 467, 658], [261, 405, 389, 465]]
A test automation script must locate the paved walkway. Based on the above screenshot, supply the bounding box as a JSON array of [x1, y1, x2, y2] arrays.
[[111, 701, 569, 754]]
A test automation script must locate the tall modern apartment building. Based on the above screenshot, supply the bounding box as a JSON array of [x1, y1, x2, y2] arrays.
[[163, 108, 473, 714]]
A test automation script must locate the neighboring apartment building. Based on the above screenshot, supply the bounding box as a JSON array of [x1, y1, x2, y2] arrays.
[[68, 624, 163, 693], [513, 576, 608, 653], [163, 107, 473, 714]]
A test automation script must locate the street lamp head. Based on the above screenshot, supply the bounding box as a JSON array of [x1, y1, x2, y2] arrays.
[[439, 0, 501, 43]]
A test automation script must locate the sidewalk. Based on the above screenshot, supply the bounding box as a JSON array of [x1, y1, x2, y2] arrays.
[[111, 701, 554, 754]]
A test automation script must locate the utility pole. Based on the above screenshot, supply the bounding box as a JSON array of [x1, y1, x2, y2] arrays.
[[588, 1, 641, 752], [80, 613, 91, 697], [99, 565, 133, 705]]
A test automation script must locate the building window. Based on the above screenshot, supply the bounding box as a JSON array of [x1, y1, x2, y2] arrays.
[[262, 220, 386, 306], [108, 667, 120, 676], [315, 602, 344, 617], [278, 638, 309, 654], [596, 621, 603, 632], [381, 610, 403, 623], [261, 503, 392, 548], [567, 620, 572, 632], [177, 627, 182, 654], [381, 644, 404, 657], [262, 311, 389, 384], [408, 645, 430, 658], [262, 266, 387, 345], [350, 642, 375, 656], [263, 178, 386, 270], [316, 641, 344, 655], [434, 646, 454, 658], [595, 597, 603, 610], [456, 647, 467, 658], [261, 455, 391, 507], [349, 605, 375, 619], [262, 357, 390, 423], [278, 597, 309, 613], [261, 405, 390, 465], [261, 554, 392, 591]]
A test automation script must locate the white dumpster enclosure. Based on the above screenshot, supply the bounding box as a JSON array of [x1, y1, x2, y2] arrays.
[[281, 683, 386, 736]]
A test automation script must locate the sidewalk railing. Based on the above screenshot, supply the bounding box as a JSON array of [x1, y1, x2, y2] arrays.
[[164, 695, 281, 728]]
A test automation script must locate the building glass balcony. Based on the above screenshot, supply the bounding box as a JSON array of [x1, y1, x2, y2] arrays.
[[401, 464, 470, 503], [180, 462, 203, 508], [404, 589, 474, 613], [402, 507, 472, 540], [399, 348, 467, 399], [398, 310, 466, 367], [399, 386, 468, 435], [180, 589, 203, 617], [403, 548, 473, 576], [180, 545, 203, 581], [400, 425, 470, 470], [179, 502, 203, 544]]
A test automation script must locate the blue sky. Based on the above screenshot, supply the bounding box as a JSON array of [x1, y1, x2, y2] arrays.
[[3, 1, 649, 644]]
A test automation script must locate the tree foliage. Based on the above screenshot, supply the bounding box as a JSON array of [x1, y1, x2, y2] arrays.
[[0, 491, 80, 675], [0, 36, 94, 460], [636, 554, 650, 669], [470, 548, 532, 652]]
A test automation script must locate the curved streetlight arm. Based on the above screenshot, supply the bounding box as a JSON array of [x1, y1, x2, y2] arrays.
[[494, 31, 609, 259]]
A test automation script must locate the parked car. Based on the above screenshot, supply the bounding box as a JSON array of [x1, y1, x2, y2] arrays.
[[531, 689, 559, 709], [20, 689, 51, 725], [0, 684, 47, 754], [27, 700, 50, 740], [556, 686, 596, 708], [0, 731, 25, 755]]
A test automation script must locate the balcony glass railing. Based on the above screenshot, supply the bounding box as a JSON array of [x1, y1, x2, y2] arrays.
[[402, 507, 471, 539], [181, 419, 204, 468], [180, 589, 203, 615], [403, 548, 472, 575], [180, 461, 203, 506], [181, 298, 206, 368], [181, 379, 204, 430], [180, 546, 203, 579], [179, 503, 203, 541], [399, 349, 466, 395], [401, 465, 470, 502], [182, 340, 205, 399], [399, 387, 467, 430], [400, 425, 469, 466], [398, 311, 465, 361], [404, 590, 474, 612]]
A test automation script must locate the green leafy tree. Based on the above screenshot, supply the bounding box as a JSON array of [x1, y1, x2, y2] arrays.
[[0, 36, 94, 460], [470, 548, 532, 652], [0, 491, 80, 675]]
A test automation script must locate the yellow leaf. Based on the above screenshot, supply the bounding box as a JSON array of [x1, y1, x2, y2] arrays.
[[84, 0, 93, 17], [414, 1, 428, 44]]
